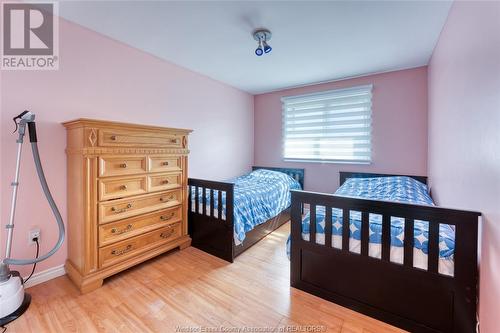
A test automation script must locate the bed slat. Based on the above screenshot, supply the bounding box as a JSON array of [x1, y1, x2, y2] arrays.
[[195, 186, 200, 214], [209, 189, 214, 217], [361, 212, 369, 256], [217, 190, 223, 219], [310, 204, 317, 244], [428, 222, 440, 273], [325, 207, 332, 248], [226, 188, 234, 224], [202, 187, 207, 216], [381, 215, 391, 261], [403, 218, 414, 268], [342, 209, 350, 251]]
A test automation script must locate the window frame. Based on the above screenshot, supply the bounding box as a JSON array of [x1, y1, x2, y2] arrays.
[[281, 84, 373, 164]]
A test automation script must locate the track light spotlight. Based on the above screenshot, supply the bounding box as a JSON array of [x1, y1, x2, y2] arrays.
[[262, 40, 272, 54], [255, 40, 264, 56], [252, 29, 272, 56]]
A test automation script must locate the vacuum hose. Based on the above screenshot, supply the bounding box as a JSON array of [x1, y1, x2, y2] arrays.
[[3, 118, 65, 265]]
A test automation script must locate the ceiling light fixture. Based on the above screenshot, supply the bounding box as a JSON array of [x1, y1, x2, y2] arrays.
[[253, 29, 272, 56]]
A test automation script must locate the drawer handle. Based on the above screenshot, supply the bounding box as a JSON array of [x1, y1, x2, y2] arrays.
[[160, 213, 175, 221], [160, 229, 175, 239], [159, 196, 175, 202], [111, 224, 132, 234], [111, 244, 132, 256], [110, 135, 117, 141], [170, 139, 178, 144], [120, 185, 128, 191], [120, 163, 128, 168], [162, 161, 169, 166], [111, 203, 132, 213], [162, 180, 170, 185]]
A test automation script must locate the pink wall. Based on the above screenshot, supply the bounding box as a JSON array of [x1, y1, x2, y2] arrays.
[[0, 19, 254, 276], [254, 67, 428, 193], [427, 2, 500, 332]]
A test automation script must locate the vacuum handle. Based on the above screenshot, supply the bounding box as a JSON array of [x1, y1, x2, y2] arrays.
[[12, 111, 30, 133], [13, 111, 30, 123], [28, 122, 37, 143], [12, 110, 36, 136]]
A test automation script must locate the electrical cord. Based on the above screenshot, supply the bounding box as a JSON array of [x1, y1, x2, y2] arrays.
[[23, 238, 40, 285]]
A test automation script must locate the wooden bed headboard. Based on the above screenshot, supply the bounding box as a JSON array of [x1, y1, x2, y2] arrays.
[[252, 166, 305, 189], [339, 171, 427, 186]]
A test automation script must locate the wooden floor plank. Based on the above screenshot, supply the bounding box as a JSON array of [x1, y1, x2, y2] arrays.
[[7, 223, 406, 333]]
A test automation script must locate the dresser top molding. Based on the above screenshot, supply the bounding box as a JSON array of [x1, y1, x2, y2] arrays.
[[62, 118, 193, 134]]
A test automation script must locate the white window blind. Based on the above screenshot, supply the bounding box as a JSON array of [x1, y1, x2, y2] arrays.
[[282, 84, 373, 163]]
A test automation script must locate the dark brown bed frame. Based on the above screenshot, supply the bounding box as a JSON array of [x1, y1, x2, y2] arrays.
[[188, 166, 304, 262], [290, 172, 481, 333]]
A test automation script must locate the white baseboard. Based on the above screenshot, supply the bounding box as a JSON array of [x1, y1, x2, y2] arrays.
[[23, 264, 66, 289]]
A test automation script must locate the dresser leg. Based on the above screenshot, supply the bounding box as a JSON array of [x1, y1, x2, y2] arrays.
[[179, 238, 191, 250], [80, 279, 104, 294]]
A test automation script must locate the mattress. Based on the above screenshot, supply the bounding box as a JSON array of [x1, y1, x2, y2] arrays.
[[288, 176, 455, 276], [191, 169, 301, 245]]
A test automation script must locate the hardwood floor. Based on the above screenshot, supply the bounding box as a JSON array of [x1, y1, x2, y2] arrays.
[[6, 223, 406, 333]]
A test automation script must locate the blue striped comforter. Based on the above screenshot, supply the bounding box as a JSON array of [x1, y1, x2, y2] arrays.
[[193, 169, 301, 244]]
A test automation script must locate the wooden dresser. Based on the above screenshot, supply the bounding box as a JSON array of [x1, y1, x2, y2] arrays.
[[63, 119, 192, 293]]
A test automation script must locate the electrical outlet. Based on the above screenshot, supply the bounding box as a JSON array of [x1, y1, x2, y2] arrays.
[[29, 228, 41, 245]]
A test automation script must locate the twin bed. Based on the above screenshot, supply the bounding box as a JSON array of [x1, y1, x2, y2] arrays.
[[288, 175, 456, 276], [188, 166, 304, 262], [188, 168, 480, 333]]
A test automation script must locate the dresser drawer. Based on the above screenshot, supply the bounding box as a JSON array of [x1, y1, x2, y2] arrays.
[[148, 156, 182, 173], [99, 175, 147, 201], [99, 206, 181, 247], [98, 190, 182, 224], [98, 223, 182, 268], [99, 156, 147, 177], [148, 172, 182, 192], [99, 129, 183, 148]]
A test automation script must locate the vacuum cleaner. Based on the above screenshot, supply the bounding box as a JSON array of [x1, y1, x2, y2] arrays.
[[0, 111, 65, 326]]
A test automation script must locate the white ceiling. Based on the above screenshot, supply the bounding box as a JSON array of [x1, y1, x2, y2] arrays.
[[58, 1, 452, 94]]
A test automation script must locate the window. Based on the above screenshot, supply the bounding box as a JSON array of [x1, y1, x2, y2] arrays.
[[282, 84, 372, 163]]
